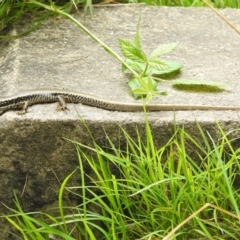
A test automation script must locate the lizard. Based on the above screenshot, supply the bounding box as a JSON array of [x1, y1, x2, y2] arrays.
[[0, 89, 240, 115]]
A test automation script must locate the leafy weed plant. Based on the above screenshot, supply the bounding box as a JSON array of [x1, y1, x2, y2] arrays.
[[3, 119, 240, 239], [119, 18, 181, 100], [118, 17, 226, 100]]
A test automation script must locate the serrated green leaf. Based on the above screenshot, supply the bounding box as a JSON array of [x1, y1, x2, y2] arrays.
[[133, 16, 142, 49], [172, 79, 225, 86], [121, 59, 143, 73], [151, 61, 182, 75], [148, 59, 171, 71], [138, 77, 156, 90], [129, 62, 145, 73], [119, 38, 135, 49], [128, 77, 158, 99], [128, 78, 144, 99], [172, 79, 225, 92], [123, 46, 146, 62], [149, 42, 179, 59], [119, 39, 146, 62], [124, 59, 182, 76], [128, 77, 145, 91]]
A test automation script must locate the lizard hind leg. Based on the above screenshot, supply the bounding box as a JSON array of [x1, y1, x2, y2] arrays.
[[17, 101, 29, 115], [56, 95, 69, 112]]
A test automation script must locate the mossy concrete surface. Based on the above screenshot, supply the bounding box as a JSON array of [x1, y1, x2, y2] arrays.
[[0, 5, 240, 238]]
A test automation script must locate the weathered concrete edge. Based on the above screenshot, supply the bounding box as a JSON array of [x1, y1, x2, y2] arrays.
[[1, 110, 240, 238]]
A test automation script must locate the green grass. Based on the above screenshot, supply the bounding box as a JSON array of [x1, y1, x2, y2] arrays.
[[0, 0, 91, 37], [3, 118, 240, 239], [138, 0, 240, 8]]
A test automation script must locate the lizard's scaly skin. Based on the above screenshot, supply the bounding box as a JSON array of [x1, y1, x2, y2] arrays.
[[0, 90, 239, 115]]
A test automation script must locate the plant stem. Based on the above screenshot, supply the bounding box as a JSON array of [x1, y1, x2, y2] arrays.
[[142, 61, 149, 76]]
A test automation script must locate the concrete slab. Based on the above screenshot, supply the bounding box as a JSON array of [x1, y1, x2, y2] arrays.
[[1, 6, 240, 113], [0, 5, 240, 238]]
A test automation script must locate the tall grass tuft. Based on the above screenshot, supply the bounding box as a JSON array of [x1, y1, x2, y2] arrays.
[[0, 0, 91, 37], [2, 118, 240, 239]]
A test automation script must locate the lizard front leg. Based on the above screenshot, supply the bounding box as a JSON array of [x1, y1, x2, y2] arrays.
[[56, 95, 69, 112], [17, 101, 29, 115]]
